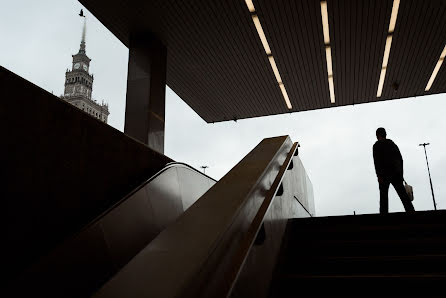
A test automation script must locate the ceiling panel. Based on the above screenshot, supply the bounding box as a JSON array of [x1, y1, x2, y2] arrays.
[[80, 0, 446, 122]]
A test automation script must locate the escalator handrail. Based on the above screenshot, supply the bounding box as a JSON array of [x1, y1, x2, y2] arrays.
[[224, 141, 299, 296], [71, 162, 216, 240], [155, 162, 217, 183]]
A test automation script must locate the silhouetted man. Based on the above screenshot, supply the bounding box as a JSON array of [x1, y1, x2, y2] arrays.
[[373, 127, 415, 214]]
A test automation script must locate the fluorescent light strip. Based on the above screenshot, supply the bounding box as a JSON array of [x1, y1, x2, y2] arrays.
[[320, 1, 330, 44], [382, 35, 393, 68], [252, 15, 271, 55], [441, 44, 446, 59], [320, 1, 335, 103], [245, 0, 256, 12], [245, 1, 292, 109], [328, 76, 335, 103], [376, 0, 400, 98], [325, 46, 333, 76], [269, 56, 282, 83], [279, 83, 292, 109], [377, 68, 387, 97], [425, 57, 444, 91], [388, 0, 400, 33], [425, 44, 446, 91]]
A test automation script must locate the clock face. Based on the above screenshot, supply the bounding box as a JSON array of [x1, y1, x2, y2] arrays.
[[74, 63, 80, 69], [83, 64, 88, 71]]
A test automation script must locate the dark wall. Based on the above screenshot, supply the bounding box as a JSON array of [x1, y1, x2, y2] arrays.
[[10, 164, 215, 298], [1, 66, 172, 281]]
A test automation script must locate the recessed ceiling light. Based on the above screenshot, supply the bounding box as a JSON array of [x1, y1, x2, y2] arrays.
[[268, 56, 282, 83], [388, 0, 400, 33], [247, 3, 291, 109], [382, 35, 393, 68], [325, 46, 333, 76], [279, 83, 292, 109], [328, 76, 335, 103], [425, 58, 444, 91], [320, 1, 335, 103], [245, 0, 256, 12], [440, 44, 446, 59], [252, 15, 271, 55], [320, 1, 330, 45], [425, 44, 446, 91], [377, 68, 387, 97], [376, 0, 400, 98]]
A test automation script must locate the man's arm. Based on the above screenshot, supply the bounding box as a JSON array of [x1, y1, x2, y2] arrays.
[[373, 144, 384, 180], [394, 142, 404, 177]]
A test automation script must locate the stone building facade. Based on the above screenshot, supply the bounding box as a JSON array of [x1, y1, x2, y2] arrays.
[[61, 19, 109, 123]]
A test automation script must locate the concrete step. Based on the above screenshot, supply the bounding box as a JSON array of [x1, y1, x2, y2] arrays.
[[287, 222, 446, 239], [279, 254, 446, 276], [283, 237, 446, 258], [288, 210, 446, 227], [270, 211, 446, 297], [271, 274, 446, 297]]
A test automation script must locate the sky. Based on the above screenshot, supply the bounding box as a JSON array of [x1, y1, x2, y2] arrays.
[[1, 0, 445, 217]]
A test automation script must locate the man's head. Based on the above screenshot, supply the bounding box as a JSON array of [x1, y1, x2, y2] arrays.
[[376, 127, 386, 140]]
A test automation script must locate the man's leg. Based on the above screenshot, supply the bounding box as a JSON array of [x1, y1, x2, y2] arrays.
[[391, 178, 415, 212], [379, 179, 390, 214]]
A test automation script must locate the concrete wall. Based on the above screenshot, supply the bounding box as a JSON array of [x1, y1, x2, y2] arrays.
[[1, 66, 172, 282]]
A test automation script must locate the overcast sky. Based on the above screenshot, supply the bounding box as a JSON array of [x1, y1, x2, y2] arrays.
[[1, 0, 445, 216]]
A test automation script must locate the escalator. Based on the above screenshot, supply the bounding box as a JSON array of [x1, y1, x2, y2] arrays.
[[92, 136, 313, 298], [4, 66, 315, 297], [5, 65, 444, 297], [7, 134, 315, 298], [7, 162, 215, 298], [80, 135, 445, 298]]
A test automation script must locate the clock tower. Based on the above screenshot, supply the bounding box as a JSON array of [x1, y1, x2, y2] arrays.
[[61, 17, 109, 123]]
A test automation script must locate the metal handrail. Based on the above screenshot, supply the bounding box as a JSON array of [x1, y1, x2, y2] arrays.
[[71, 162, 216, 239], [294, 195, 313, 217], [224, 142, 299, 295]]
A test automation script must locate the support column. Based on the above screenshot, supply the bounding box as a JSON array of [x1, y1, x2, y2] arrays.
[[124, 34, 167, 153]]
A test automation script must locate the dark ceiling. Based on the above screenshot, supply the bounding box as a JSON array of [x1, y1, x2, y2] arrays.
[[80, 0, 446, 122]]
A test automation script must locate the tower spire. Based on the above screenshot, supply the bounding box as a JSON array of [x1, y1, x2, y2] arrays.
[[79, 13, 86, 54]]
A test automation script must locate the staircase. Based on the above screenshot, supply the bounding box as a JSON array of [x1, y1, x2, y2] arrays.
[[270, 210, 446, 297]]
